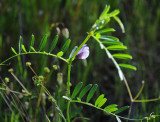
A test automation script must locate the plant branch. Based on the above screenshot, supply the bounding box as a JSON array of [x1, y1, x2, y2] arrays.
[[0, 51, 69, 66]]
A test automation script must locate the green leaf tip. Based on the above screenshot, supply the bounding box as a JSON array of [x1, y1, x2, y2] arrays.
[[22, 45, 27, 53], [57, 51, 64, 57], [11, 47, 17, 55]]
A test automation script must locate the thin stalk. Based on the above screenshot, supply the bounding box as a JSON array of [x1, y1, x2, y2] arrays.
[[123, 76, 133, 101], [67, 101, 71, 122], [66, 63, 72, 122], [0, 51, 69, 66], [133, 97, 160, 102], [127, 102, 133, 122], [0, 87, 25, 95], [28, 65, 38, 76], [10, 71, 30, 94], [67, 63, 72, 97], [37, 74, 48, 106], [42, 85, 66, 122], [134, 81, 144, 100]]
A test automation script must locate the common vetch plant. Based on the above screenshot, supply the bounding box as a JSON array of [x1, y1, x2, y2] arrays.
[[0, 4, 160, 122]]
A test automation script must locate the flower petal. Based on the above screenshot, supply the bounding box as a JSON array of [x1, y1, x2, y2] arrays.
[[76, 45, 89, 59]]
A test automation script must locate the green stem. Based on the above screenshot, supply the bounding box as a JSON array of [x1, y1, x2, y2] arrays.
[[133, 97, 160, 102], [66, 63, 71, 122], [133, 81, 144, 100], [0, 51, 69, 66], [67, 63, 72, 97], [67, 101, 71, 122], [66, 31, 94, 122]]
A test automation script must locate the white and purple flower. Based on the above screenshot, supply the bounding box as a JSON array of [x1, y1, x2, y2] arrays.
[[76, 44, 89, 59]]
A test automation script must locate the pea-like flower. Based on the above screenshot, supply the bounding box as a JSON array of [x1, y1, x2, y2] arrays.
[[76, 44, 89, 59]]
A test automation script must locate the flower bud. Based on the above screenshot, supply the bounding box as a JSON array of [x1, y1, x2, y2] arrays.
[[44, 67, 50, 73], [5, 77, 9, 83], [8, 68, 13, 72], [57, 73, 63, 85], [53, 65, 58, 70], [62, 28, 69, 39], [26, 62, 31, 66]]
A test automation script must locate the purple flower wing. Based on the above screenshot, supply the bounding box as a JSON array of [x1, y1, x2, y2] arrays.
[[77, 46, 89, 59], [77, 44, 87, 55]]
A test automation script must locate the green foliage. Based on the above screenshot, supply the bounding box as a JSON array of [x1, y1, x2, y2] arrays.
[[29, 34, 35, 52], [95, 28, 115, 34], [119, 64, 137, 71], [86, 84, 98, 102], [11, 47, 17, 55], [78, 84, 92, 99], [39, 34, 48, 51], [71, 82, 83, 99], [22, 45, 27, 53], [18, 36, 23, 53], [61, 39, 71, 53], [107, 45, 127, 50], [49, 35, 59, 53], [112, 54, 132, 59], [63, 83, 129, 116]]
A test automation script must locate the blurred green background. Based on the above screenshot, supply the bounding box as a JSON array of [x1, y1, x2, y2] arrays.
[[0, 0, 160, 121]]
